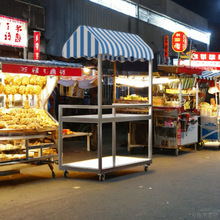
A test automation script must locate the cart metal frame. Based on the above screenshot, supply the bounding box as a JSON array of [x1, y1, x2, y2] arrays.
[[58, 55, 153, 181]]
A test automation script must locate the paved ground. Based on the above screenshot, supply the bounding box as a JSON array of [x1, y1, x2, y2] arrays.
[[0, 146, 220, 220]]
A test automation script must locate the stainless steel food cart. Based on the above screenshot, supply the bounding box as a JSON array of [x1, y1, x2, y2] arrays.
[[59, 25, 154, 181]]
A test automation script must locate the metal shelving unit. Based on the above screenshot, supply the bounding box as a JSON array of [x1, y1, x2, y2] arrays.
[[0, 129, 58, 177], [61, 25, 154, 181], [59, 104, 152, 181]]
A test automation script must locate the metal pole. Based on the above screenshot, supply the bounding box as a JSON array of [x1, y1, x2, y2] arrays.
[[196, 81, 199, 109], [189, 40, 192, 67], [23, 47, 27, 59], [148, 60, 153, 160], [58, 105, 63, 170], [177, 52, 180, 66], [113, 61, 116, 103], [97, 54, 102, 173], [98, 54, 102, 119], [215, 80, 218, 106], [179, 80, 182, 107], [112, 108, 116, 167]]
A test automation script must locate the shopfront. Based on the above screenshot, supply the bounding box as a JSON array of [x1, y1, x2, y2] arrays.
[[0, 57, 82, 177]]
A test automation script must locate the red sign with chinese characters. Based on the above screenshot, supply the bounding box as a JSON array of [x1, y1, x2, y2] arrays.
[[164, 36, 169, 64], [0, 15, 27, 48], [192, 52, 220, 61], [179, 52, 220, 71], [172, 31, 187, 52], [34, 31, 40, 60], [164, 36, 169, 58], [2, 63, 82, 76]]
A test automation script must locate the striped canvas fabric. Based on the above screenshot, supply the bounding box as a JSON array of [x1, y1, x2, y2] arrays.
[[198, 71, 220, 80], [62, 25, 154, 62]]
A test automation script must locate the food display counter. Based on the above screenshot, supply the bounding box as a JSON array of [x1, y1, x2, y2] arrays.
[[152, 73, 200, 155], [153, 107, 198, 156], [0, 57, 82, 177], [197, 71, 220, 149], [115, 73, 200, 155]]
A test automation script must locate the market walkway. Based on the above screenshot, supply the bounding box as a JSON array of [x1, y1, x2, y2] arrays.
[[0, 148, 220, 220]]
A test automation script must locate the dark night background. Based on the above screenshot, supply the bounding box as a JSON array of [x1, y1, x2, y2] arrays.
[[173, 0, 220, 23], [173, 0, 220, 51]]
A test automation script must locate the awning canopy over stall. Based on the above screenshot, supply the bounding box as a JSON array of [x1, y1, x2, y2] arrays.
[[197, 71, 220, 80], [62, 25, 154, 62]]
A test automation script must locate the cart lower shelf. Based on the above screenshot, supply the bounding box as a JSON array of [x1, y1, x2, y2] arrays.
[[61, 155, 151, 174], [0, 155, 58, 178]]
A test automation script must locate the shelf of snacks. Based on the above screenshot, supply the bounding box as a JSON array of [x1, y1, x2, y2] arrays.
[[0, 72, 58, 170], [115, 94, 149, 114]]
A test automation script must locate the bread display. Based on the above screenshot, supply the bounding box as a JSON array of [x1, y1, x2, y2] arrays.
[[21, 76, 29, 86], [0, 108, 58, 130], [0, 73, 58, 164], [4, 74, 13, 84], [19, 85, 26, 95], [13, 76, 22, 86], [0, 83, 4, 94], [0, 154, 7, 162], [29, 75, 37, 85], [2, 73, 47, 109], [4, 85, 11, 95]]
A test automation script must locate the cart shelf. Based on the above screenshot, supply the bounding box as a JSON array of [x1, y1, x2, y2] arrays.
[[61, 113, 151, 123], [0, 154, 58, 166], [61, 156, 151, 173]]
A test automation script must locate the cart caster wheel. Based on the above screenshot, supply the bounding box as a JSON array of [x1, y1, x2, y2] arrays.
[[144, 165, 148, 172], [175, 149, 179, 156], [52, 171, 55, 178], [197, 141, 204, 151], [64, 170, 69, 178], [98, 174, 105, 182]]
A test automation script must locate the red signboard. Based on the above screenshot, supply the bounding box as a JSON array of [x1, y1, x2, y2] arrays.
[[0, 14, 27, 48], [172, 31, 187, 52], [180, 52, 220, 71], [34, 31, 40, 60], [164, 36, 169, 58], [177, 66, 203, 75], [2, 63, 82, 76], [192, 52, 220, 61]]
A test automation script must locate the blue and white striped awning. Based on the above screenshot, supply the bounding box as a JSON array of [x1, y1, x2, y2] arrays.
[[198, 71, 220, 80], [62, 25, 154, 62]]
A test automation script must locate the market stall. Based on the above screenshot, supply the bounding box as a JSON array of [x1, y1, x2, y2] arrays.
[[152, 65, 202, 155], [197, 71, 220, 149], [60, 25, 154, 181], [0, 57, 82, 177]]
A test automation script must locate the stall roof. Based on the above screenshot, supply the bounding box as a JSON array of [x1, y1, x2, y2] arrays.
[[62, 25, 154, 62], [0, 57, 83, 68], [158, 65, 203, 75], [197, 71, 220, 80]]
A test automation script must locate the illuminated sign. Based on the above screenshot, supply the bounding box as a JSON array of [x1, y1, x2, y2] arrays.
[[0, 15, 27, 48], [34, 31, 40, 60], [172, 31, 187, 52], [179, 52, 220, 70], [192, 52, 220, 61], [2, 63, 82, 76]]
